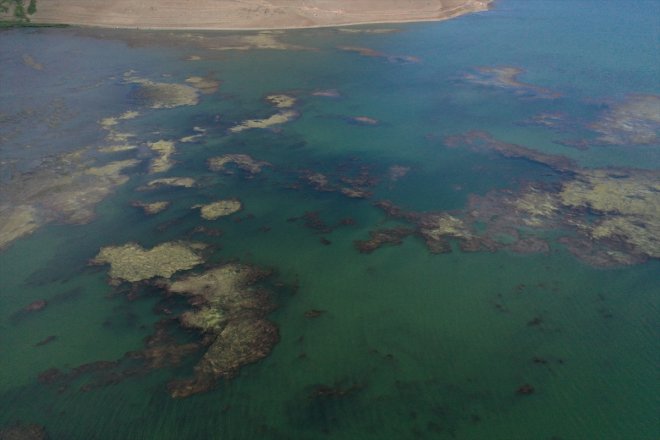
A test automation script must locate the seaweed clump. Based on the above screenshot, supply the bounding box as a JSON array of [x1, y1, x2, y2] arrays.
[[165, 264, 278, 398], [91, 241, 206, 283]]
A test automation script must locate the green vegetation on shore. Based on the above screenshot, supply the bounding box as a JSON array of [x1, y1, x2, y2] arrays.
[[0, 0, 49, 28]]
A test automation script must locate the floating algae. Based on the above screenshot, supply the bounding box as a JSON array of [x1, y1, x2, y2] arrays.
[[193, 200, 242, 220], [208, 154, 272, 175], [165, 264, 278, 398], [91, 241, 206, 283]]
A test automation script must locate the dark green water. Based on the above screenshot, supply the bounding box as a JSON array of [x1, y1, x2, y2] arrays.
[[1, 1, 658, 438]]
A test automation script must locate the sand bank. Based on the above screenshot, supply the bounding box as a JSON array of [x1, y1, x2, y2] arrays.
[[27, 1, 492, 30]]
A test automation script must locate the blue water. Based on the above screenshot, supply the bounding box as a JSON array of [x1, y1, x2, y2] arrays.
[[1, 1, 658, 438]]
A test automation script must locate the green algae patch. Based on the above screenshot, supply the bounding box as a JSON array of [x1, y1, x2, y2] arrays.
[[208, 154, 272, 175], [194, 200, 242, 220], [165, 264, 278, 398], [92, 242, 206, 283]]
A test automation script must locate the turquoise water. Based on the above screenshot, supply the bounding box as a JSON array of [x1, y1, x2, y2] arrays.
[[1, 1, 659, 438]]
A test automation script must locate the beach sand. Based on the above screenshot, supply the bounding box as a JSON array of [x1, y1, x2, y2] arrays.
[[27, 0, 492, 30]]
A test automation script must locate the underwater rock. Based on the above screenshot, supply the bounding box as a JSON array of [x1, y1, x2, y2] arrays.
[[91, 241, 206, 283], [180, 126, 207, 143], [301, 171, 331, 191], [193, 200, 242, 220], [463, 66, 560, 99], [130, 201, 171, 215], [388, 165, 411, 182], [23, 300, 47, 313], [349, 116, 379, 126], [185, 76, 220, 94], [518, 112, 569, 131], [418, 213, 477, 253], [0, 205, 40, 251], [266, 94, 296, 109], [309, 382, 364, 399], [208, 154, 272, 175], [229, 110, 299, 133], [589, 94, 660, 146], [0, 152, 139, 251], [338, 46, 420, 64], [305, 310, 326, 318], [354, 227, 414, 254], [147, 140, 176, 174], [164, 264, 279, 398], [312, 89, 341, 98], [34, 336, 57, 347], [302, 211, 332, 233], [444, 131, 578, 173], [516, 384, 535, 395], [98, 144, 139, 154], [558, 168, 660, 259], [139, 177, 196, 190], [125, 74, 199, 109], [0, 423, 49, 440], [339, 187, 371, 198]]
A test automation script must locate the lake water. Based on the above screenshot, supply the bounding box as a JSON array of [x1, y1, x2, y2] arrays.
[[1, 1, 658, 438]]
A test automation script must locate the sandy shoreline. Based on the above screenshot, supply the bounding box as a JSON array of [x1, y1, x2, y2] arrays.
[[23, 0, 493, 30]]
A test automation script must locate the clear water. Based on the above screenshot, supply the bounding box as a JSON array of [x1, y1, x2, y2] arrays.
[[1, 1, 658, 438]]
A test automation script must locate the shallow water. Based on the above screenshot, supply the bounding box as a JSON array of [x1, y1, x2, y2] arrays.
[[1, 1, 659, 438]]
